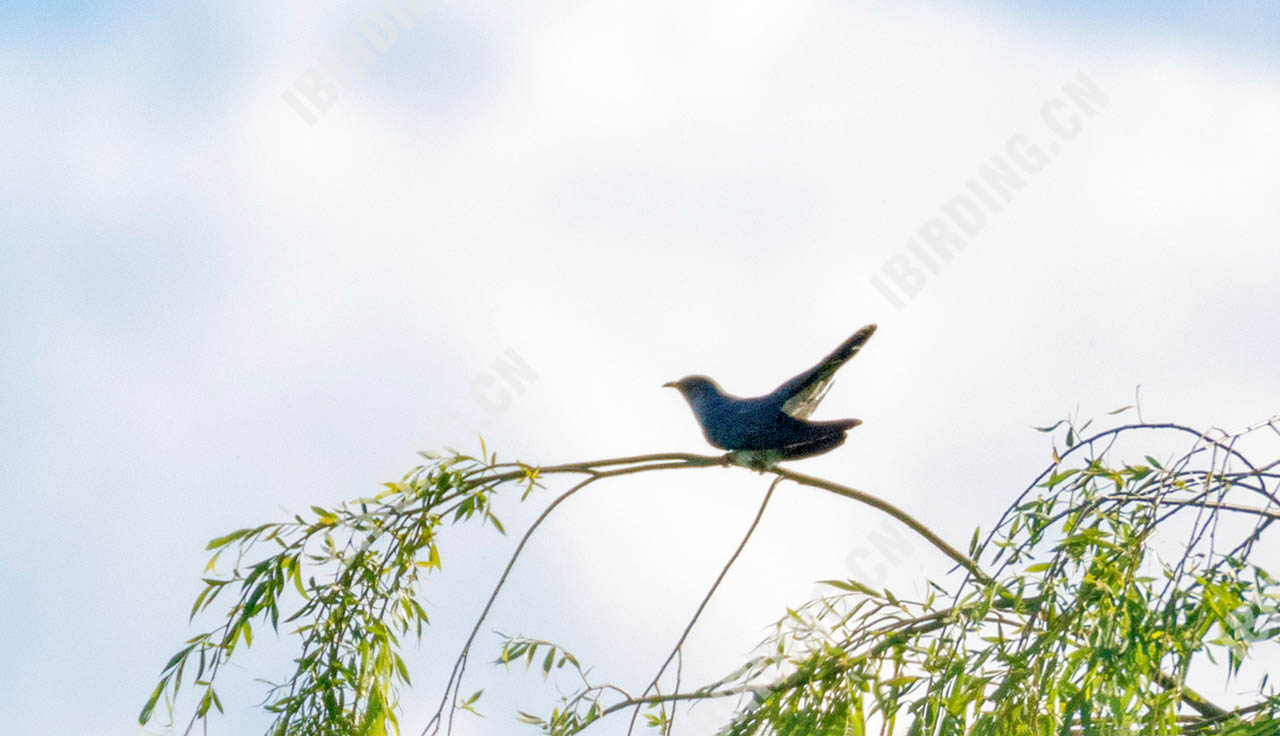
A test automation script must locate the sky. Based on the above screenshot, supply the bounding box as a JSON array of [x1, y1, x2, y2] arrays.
[[1, 1, 1278, 734]]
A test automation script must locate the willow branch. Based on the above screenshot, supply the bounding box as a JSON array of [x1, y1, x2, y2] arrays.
[[768, 465, 993, 585], [421, 447, 1237, 732], [425, 458, 719, 736], [626, 476, 783, 736], [1107, 494, 1280, 522], [423, 451, 992, 734]]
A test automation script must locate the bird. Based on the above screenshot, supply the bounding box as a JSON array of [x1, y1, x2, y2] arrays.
[[664, 324, 877, 466]]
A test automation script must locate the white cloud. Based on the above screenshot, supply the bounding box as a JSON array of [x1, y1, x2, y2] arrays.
[[2, 0, 1278, 731]]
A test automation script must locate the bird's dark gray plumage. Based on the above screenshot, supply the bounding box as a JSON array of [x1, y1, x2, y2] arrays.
[[664, 324, 877, 462]]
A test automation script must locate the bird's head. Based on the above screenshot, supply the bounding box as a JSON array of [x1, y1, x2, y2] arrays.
[[662, 375, 721, 402]]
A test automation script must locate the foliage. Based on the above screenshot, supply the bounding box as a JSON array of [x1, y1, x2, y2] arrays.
[[140, 445, 534, 735], [680, 418, 1280, 736], [142, 419, 1280, 736]]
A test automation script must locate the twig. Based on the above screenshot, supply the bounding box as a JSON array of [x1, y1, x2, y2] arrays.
[[625, 477, 783, 735], [424, 458, 719, 736]]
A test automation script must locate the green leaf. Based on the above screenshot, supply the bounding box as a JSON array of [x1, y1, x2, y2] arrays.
[[205, 528, 250, 550], [138, 676, 168, 724], [162, 644, 193, 673], [485, 511, 506, 535], [818, 579, 878, 596], [1044, 468, 1080, 488], [394, 653, 412, 685]]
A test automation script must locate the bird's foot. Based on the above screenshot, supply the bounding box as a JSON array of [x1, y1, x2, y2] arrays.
[[725, 449, 781, 473]]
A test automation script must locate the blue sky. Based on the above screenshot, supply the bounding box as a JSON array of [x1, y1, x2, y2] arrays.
[[992, 0, 1280, 56], [2, 1, 1279, 734]]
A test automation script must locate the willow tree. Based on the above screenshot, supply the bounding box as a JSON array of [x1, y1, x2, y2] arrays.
[[142, 415, 1280, 735]]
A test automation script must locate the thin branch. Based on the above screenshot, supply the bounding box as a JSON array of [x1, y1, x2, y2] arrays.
[[425, 458, 719, 736], [626, 476, 783, 735], [419, 441, 1256, 733], [1107, 494, 1280, 522], [421, 451, 998, 734], [769, 466, 993, 586]]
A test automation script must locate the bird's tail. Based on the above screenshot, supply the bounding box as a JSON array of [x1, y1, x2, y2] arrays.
[[771, 323, 878, 421], [826, 323, 877, 368], [809, 417, 861, 432], [778, 431, 851, 460]]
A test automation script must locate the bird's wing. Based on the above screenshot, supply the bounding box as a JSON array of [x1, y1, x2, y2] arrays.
[[771, 324, 877, 419]]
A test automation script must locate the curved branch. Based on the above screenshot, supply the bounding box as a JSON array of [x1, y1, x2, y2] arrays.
[[425, 458, 720, 736], [425, 444, 1240, 734], [769, 466, 993, 585], [423, 451, 993, 735]]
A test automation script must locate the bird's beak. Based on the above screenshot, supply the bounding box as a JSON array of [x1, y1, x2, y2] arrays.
[[662, 381, 677, 389]]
